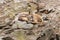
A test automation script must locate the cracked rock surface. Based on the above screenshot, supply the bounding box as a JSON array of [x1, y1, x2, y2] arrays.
[[0, 0, 60, 40]]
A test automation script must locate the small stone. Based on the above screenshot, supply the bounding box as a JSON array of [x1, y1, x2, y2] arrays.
[[22, 24, 33, 29]]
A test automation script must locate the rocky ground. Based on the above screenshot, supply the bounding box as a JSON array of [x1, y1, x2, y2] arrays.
[[0, 0, 60, 40]]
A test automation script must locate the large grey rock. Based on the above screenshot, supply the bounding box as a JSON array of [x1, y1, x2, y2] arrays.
[[12, 21, 33, 29]]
